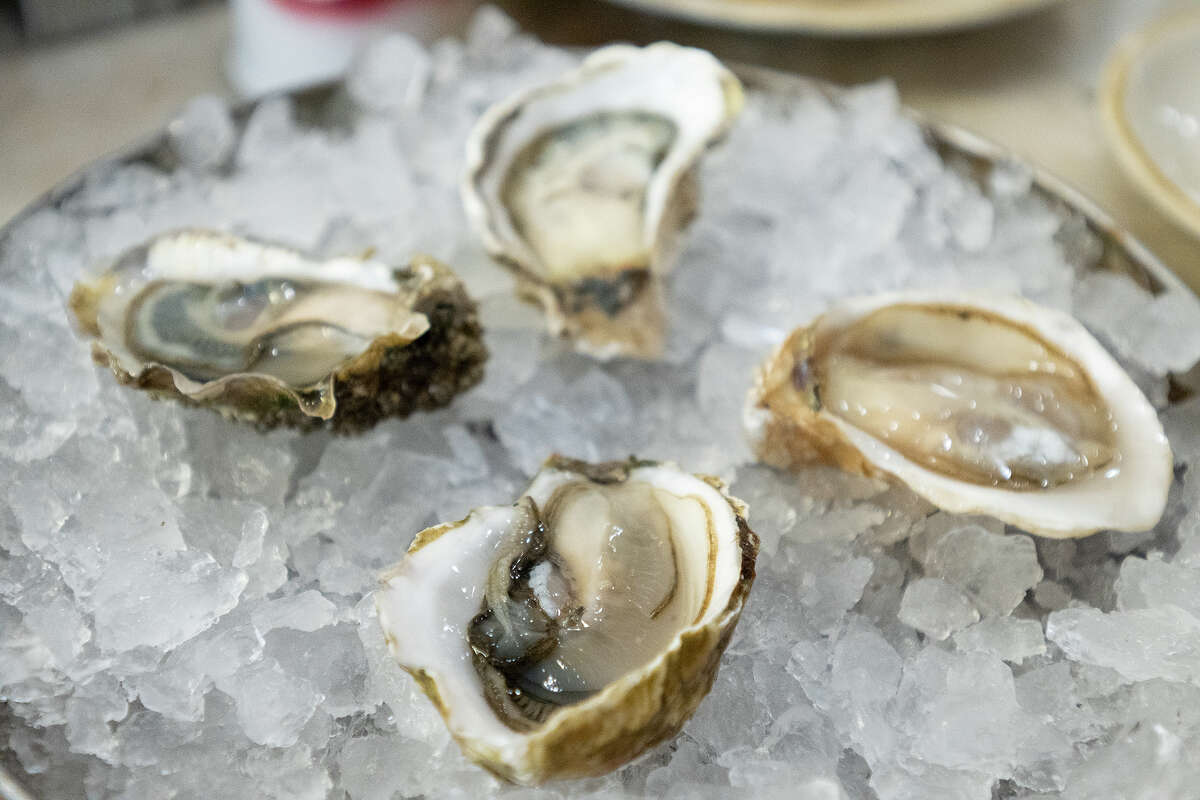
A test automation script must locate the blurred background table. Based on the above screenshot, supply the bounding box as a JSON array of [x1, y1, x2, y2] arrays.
[[0, 0, 1196, 290]]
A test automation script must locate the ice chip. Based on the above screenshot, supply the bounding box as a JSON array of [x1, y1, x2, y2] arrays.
[[830, 624, 903, 707], [168, 94, 236, 172], [1115, 555, 1200, 618], [920, 525, 1042, 617], [251, 590, 337, 635], [347, 33, 432, 114], [952, 617, 1046, 663], [1047, 606, 1200, 685], [898, 577, 980, 640], [1075, 271, 1200, 374], [265, 623, 367, 717], [465, 4, 520, 56], [216, 658, 322, 748], [235, 95, 297, 169], [63, 673, 128, 761], [88, 551, 246, 653]]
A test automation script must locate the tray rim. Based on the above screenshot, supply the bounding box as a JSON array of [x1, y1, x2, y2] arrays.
[[0, 61, 1197, 800], [602, 0, 1067, 36], [3, 65, 1192, 304]]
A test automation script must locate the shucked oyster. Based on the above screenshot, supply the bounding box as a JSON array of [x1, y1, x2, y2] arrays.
[[463, 43, 744, 359], [376, 456, 758, 784], [69, 231, 486, 431], [745, 291, 1173, 538]]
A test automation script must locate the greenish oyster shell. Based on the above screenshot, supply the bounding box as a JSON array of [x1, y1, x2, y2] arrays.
[[376, 455, 759, 785], [69, 230, 486, 431]]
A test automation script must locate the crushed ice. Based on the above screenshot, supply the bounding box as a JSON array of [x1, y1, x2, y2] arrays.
[[3, 8, 1200, 798]]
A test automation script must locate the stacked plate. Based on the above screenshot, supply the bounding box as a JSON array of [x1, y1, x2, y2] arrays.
[[605, 0, 1066, 35]]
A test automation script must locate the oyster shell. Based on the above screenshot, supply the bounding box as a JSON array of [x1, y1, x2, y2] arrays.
[[462, 43, 744, 359], [745, 291, 1173, 538], [375, 456, 758, 784], [69, 230, 486, 431]]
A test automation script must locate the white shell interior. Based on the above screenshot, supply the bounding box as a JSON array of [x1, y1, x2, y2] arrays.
[[374, 463, 745, 776], [462, 43, 739, 281], [86, 230, 428, 402], [757, 291, 1173, 537]]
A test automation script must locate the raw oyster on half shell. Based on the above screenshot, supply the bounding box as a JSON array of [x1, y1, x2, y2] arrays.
[[462, 43, 744, 359], [375, 456, 758, 784], [745, 291, 1173, 538], [69, 230, 486, 431]]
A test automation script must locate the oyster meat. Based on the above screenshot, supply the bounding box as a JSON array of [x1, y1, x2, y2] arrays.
[[463, 43, 744, 359], [375, 456, 758, 784], [69, 230, 486, 430], [745, 291, 1173, 538]]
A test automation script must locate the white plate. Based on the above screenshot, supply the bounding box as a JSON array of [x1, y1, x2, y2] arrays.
[[1101, 9, 1200, 239], [604, 0, 1066, 36]]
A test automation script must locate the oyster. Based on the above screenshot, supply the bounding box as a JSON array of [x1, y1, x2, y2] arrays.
[[462, 43, 744, 359], [745, 291, 1173, 538], [69, 230, 486, 431], [376, 456, 758, 784]]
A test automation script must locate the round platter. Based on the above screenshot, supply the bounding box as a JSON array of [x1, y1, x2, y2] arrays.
[[1100, 8, 1200, 240], [2, 30, 1200, 800], [603, 0, 1067, 36]]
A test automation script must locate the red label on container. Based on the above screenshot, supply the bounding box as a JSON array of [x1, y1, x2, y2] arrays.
[[269, 0, 404, 19]]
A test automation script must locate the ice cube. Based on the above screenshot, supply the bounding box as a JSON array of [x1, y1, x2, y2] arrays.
[[1060, 721, 1200, 800], [894, 648, 1064, 775], [1115, 555, 1200, 618], [347, 33, 432, 114], [921, 171, 995, 253], [645, 736, 730, 798], [464, 4, 519, 56], [1032, 579, 1074, 612], [265, 623, 367, 717], [337, 732, 448, 800], [898, 577, 980, 640], [215, 658, 322, 748], [792, 548, 875, 635], [63, 673, 128, 761], [830, 623, 904, 708], [235, 96, 297, 169], [16, 592, 91, 668], [919, 525, 1043, 617], [242, 742, 332, 800], [232, 505, 268, 567], [1047, 606, 1200, 684], [952, 617, 1046, 663], [1075, 271, 1200, 374], [167, 95, 236, 173], [89, 551, 246, 653], [494, 364, 635, 476], [251, 590, 337, 635]]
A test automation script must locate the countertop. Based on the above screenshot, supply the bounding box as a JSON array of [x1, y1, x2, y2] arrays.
[[1, 0, 1197, 291]]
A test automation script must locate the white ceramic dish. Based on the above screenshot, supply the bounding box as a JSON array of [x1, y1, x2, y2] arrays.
[[1101, 9, 1200, 238], [604, 0, 1066, 36]]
